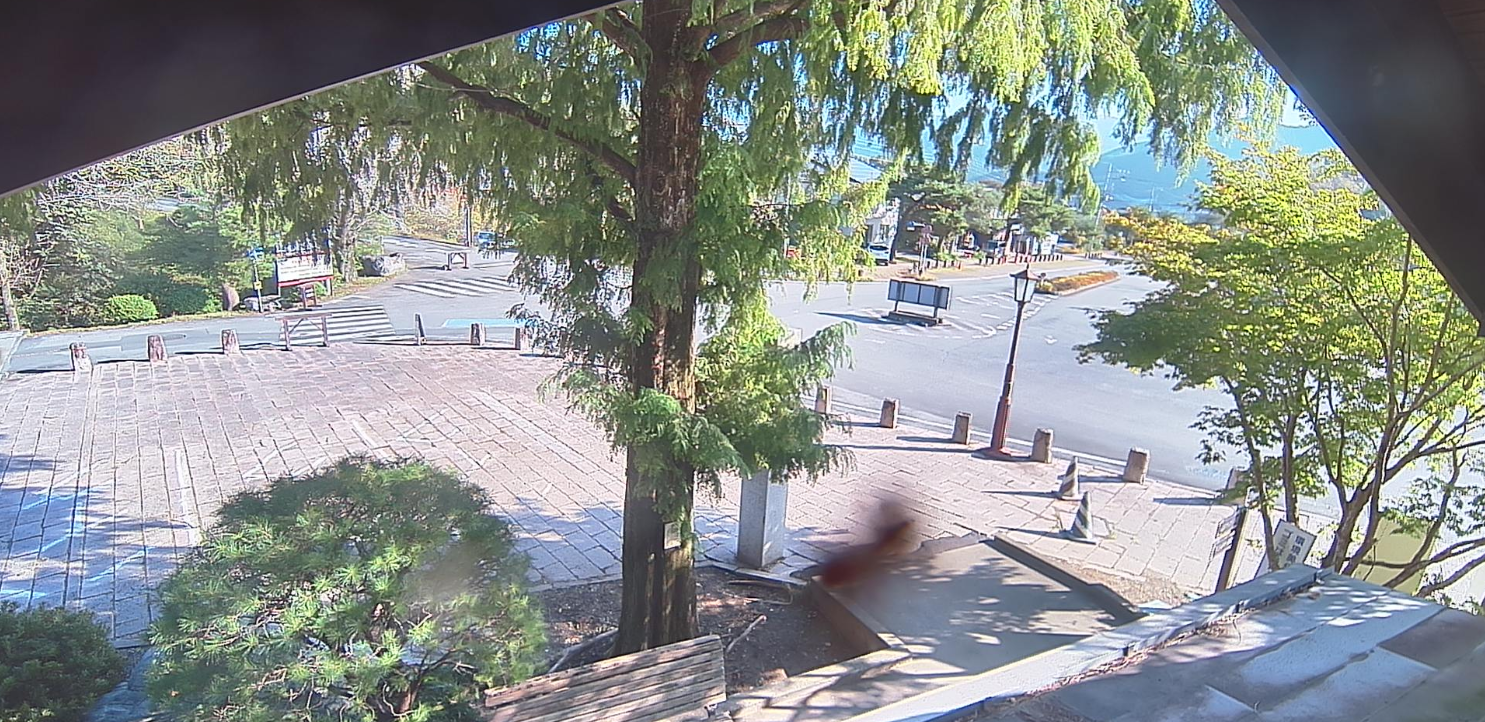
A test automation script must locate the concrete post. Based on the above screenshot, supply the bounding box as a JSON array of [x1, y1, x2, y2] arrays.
[[879, 398, 899, 428], [737, 469, 788, 569], [146, 335, 167, 363], [951, 412, 972, 444], [414, 313, 426, 346], [469, 323, 485, 347], [220, 329, 240, 355], [1123, 447, 1150, 484], [69, 343, 90, 373], [1031, 428, 1054, 463], [513, 326, 525, 351], [814, 385, 831, 414]]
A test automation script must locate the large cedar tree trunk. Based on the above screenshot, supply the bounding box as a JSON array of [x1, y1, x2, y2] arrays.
[[615, 0, 709, 654], [333, 204, 358, 285]]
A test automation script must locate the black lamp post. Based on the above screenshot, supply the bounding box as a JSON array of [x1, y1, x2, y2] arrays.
[[989, 264, 1042, 454]]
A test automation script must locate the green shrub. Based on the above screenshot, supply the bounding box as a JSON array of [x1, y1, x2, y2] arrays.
[[93, 295, 159, 326], [149, 283, 221, 316], [0, 603, 126, 722], [1035, 270, 1118, 294], [148, 458, 545, 722]]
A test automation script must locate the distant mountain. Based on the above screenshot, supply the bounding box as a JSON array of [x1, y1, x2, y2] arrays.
[[851, 121, 1341, 216], [1086, 123, 1339, 214]]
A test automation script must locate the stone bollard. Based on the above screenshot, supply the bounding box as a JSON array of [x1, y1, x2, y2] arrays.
[[513, 326, 525, 351], [951, 412, 972, 444], [1031, 428, 1054, 463], [814, 385, 831, 414], [414, 313, 426, 346], [879, 398, 899, 429], [737, 469, 789, 569], [1123, 447, 1150, 484], [146, 335, 167, 363], [220, 329, 241, 355], [469, 323, 485, 347], [69, 343, 90, 373]]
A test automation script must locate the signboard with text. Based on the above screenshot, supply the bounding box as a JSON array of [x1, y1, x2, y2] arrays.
[[273, 237, 334, 290], [1210, 507, 1244, 559], [1257, 520, 1317, 575], [888, 279, 952, 310]]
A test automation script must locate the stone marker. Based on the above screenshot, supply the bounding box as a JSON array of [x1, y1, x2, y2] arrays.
[[220, 329, 240, 355], [879, 398, 899, 428], [814, 385, 831, 414], [737, 469, 788, 569], [513, 326, 525, 351], [952, 412, 972, 444], [1123, 447, 1150, 484], [1057, 457, 1081, 500], [414, 313, 426, 346], [1031, 428, 1054, 463], [1066, 492, 1097, 543], [469, 323, 485, 347], [146, 335, 167, 363], [69, 343, 90, 373]]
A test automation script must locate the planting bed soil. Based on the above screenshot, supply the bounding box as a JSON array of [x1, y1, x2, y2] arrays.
[[538, 566, 858, 692]]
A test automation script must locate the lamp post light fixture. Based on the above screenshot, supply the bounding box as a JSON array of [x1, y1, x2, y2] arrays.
[[988, 263, 1043, 455]]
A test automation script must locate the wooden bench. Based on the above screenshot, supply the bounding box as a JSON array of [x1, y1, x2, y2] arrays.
[[482, 635, 726, 722]]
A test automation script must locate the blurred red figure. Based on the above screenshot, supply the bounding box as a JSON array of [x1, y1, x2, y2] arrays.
[[819, 500, 917, 588]]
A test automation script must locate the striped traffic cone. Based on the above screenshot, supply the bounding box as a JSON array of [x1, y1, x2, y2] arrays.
[[1065, 492, 1097, 543], [1057, 457, 1081, 500]]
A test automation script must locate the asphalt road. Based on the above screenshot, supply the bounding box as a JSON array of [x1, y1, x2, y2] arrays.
[[11, 249, 1234, 490], [7, 236, 531, 372], [768, 270, 1241, 491]]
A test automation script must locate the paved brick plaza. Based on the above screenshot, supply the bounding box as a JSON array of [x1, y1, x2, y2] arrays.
[[0, 344, 1259, 644]]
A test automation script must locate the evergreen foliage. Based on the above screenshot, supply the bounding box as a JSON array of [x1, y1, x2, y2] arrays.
[[94, 294, 158, 325], [148, 458, 545, 722], [0, 603, 125, 722]]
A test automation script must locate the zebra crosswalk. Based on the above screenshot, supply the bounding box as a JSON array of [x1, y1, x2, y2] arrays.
[[865, 294, 1052, 339], [396, 275, 518, 298], [279, 305, 396, 344]]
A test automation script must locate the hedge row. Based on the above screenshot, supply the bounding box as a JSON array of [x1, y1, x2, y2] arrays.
[[1036, 270, 1118, 294]]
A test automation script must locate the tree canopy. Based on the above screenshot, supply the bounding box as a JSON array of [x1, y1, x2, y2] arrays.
[[1081, 146, 1485, 597], [149, 458, 544, 722], [210, 0, 1284, 650]]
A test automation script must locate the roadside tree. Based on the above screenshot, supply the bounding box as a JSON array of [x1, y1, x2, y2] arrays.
[[1081, 146, 1485, 595]]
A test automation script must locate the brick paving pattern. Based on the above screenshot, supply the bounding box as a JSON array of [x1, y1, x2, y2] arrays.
[[0, 344, 1260, 645]]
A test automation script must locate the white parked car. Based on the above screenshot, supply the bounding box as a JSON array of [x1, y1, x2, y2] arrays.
[[867, 243, 892, 265]]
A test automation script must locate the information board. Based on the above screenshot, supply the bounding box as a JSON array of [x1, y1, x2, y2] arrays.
[[887, 279, 952, 310]]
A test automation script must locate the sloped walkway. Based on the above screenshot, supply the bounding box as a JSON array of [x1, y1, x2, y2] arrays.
[[733, 540, 1125, 722], [0, 345, 1259, 645]]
